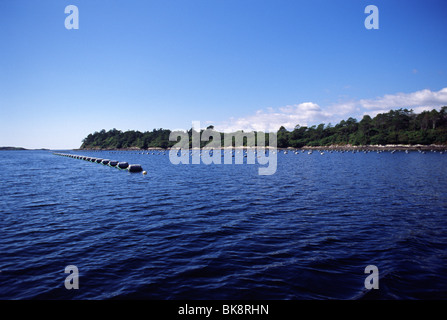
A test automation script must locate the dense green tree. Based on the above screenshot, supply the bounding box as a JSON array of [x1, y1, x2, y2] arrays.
[[80, 107, 447, 149]]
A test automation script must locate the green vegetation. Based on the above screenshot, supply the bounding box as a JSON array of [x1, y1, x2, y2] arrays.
[[81, 128, 173, 150], [0, 147, 27, 150], [80, 107, 447, 149], [80, 127, 272, 149]]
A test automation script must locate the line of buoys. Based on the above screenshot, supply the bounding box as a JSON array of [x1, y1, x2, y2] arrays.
[[53, 153, 145, 174]]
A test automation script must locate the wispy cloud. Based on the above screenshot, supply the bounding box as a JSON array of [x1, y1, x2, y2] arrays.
[[215, 87, 447, 132], [358, 87, 447, 117], [359, 88, 447, 110]]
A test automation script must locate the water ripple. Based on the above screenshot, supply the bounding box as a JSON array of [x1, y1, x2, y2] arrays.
[[0, 150, 447, 299]]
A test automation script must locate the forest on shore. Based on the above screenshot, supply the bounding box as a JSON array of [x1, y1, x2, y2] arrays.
[[80, 107, 447, 149]]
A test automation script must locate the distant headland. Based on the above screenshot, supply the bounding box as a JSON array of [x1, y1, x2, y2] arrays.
[[0, 147, 50, 151], [0, 147, 28, 151], [80, 108, 447, 150]]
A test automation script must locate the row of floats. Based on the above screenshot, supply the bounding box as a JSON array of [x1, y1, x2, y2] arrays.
[[53, 153, 146, 174]]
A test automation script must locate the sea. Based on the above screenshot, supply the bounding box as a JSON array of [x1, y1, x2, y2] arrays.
[[1, 149, 447, 300]]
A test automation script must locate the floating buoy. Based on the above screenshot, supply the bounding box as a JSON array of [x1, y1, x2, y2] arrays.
[[109, 160, 119, 167], [128, 164, 143, 173], [101, 159, 110, 165], [118, 162, 129, 169], [142, 171, 147, 175]]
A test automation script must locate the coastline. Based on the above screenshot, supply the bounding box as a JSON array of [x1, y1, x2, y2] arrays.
[[0, 147, 50, 151], [75, 144, 447, 152]]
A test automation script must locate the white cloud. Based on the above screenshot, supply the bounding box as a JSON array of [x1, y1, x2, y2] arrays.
[[359, 88, 447, 110], [215, 87, 447, 132], [217, 102, 327, 132]]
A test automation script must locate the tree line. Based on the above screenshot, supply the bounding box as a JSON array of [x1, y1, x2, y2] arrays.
[[80, 107, 447, 149]]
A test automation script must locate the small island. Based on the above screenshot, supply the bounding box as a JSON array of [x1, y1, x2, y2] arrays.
[[80, 108, 447, 151], [0, 147, 28, 151]]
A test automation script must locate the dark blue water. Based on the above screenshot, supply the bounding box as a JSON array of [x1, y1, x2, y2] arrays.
[[1, 149, 447, 300]]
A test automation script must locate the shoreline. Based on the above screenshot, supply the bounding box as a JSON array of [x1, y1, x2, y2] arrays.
[[75, 144, 447, 152], [0, 147, 49, 151]]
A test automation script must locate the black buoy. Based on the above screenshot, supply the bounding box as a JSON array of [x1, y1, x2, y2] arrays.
[[109, 160, 119, 167], [128, 164, 143, 173], [118, 162, 129, 169], [101, 159, 110, 165], [95, 158, 103, 163]]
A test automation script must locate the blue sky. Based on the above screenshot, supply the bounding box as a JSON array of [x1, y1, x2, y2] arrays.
[[1, 0, 447, 149]]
